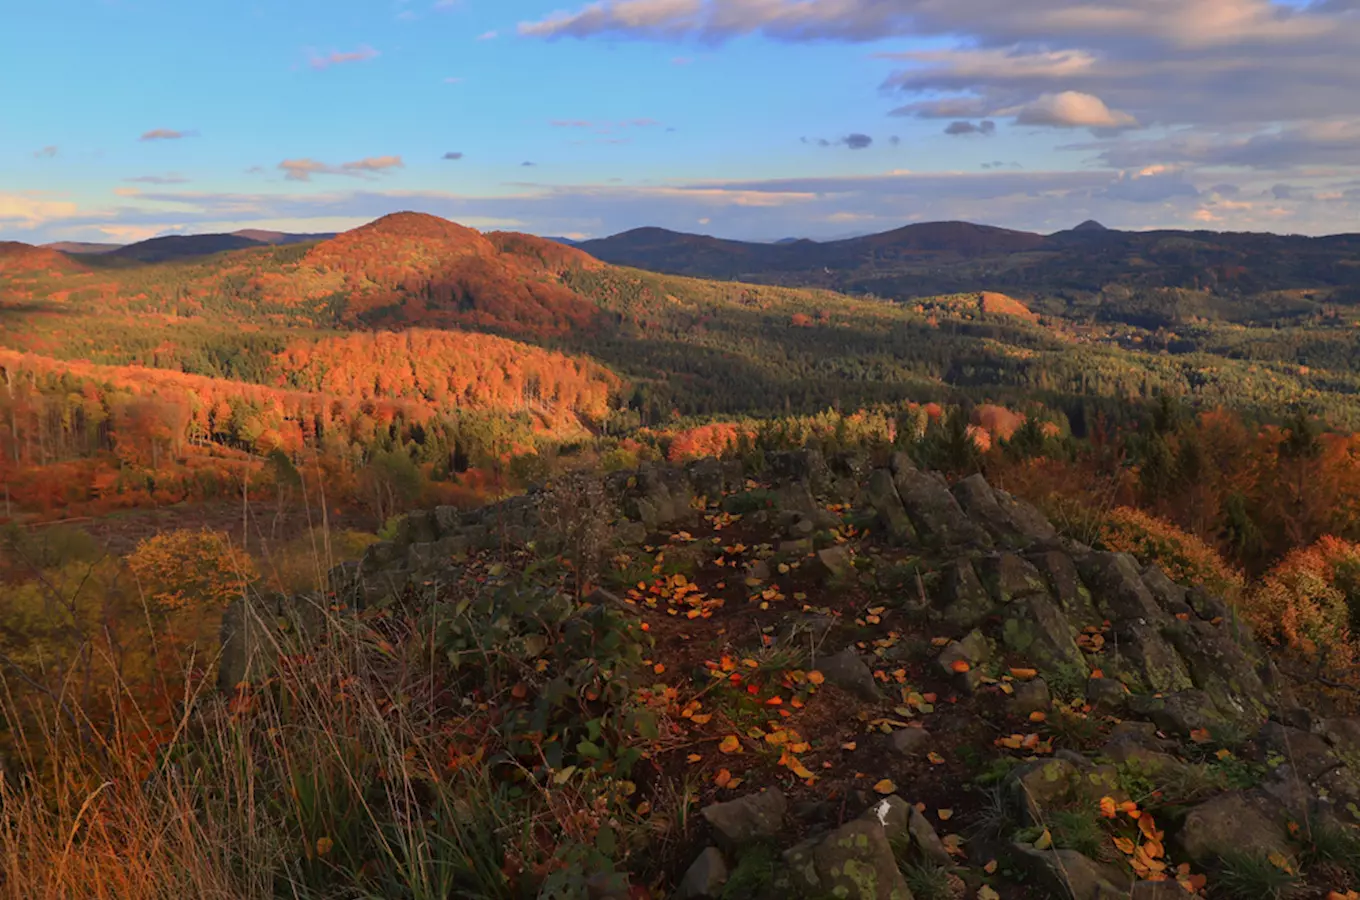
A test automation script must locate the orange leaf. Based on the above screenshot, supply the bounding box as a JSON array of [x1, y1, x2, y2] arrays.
[[1029, 711, 1047, 723], [927, 751, 945, 765], [873, 779, 897, 795], [718, 735, 741, 754], [950, 660, 971, 673], [1099, 796, 1117, 819], [714, 768, 733, 787], [1009, 667, 1038, 680], [806, 670, 826, 685]]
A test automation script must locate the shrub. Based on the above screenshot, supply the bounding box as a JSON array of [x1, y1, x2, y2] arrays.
[[1244, 536, 1360, 681], [1097, 506, 1244, 600]]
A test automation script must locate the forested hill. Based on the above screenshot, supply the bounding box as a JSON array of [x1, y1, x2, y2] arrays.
[[575, 222, 1360, 326]]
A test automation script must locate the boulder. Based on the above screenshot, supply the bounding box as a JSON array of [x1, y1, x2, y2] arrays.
[[937, 559, 995, 629], [937, 630, 991, 678], [819, 647, 883, 702], [1077, 553, 1166, 624], [701, 788, 787, 849], [1109, 622, 1193, 695], [675, 847, 729, 900], [979, 553, 1049, 605], [865, 468, 918, 545], [1085, 676, 1129, 714], [888, 727, 933, 758], [891, 460, 991, 549], [1163, 619, 1269, 723], [1008, 758, 1081, 822], [1177, 790, 1292, 863], [907, 806, 952, 865], [1029, 551, 1100, 626], [1000, 596, 1088, 675], [1011, 678, 1052, 717], [815, 545, 853, 580], [783, 819, 913, 900], [1013, 845, 1131, 900], [1129, 690, 1238, 738]]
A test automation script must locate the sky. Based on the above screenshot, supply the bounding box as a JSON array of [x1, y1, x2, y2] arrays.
[[4, 0, 1360, 244]]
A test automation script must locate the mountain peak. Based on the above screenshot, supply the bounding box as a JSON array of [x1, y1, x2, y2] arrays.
[[1072, 219, 1109, 232]]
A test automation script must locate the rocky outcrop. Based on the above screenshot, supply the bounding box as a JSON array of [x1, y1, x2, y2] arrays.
[[216, 447, 1355, 898]]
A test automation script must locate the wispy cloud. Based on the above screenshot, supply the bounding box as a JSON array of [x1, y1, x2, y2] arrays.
[[140, 129, 196, 141], [33, 146, 59, 159], [944, 120, 997, 136], [476, 30, 497, 40], [279, 155, 405, 181], [308, 45, 379, 70], [803, 133, 874, 150], [442, 151, 465, 160], [125, 174, 190, 184]]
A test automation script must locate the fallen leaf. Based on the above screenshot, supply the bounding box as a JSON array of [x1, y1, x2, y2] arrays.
[[950, 659, 972, 673], [978, 888, 1000, 900], [937, 808, 953, 820], [1033, 829, 1053, 850], [714, 769, 733, 788], [983, 859, 998, 875], [1009, 667, 1038, 680], [686, 753, 702, 763], [807, 670, 826, 685], [873, 779, 897, 795], [718, 735, 741, 754], [927, 751, 945, 765], [1029, 711, 1047, 723]]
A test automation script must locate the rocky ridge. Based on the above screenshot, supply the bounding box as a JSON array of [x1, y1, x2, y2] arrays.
[[223, 450, 1360, 898]]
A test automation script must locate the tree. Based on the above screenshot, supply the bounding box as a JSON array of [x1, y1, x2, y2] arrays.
[[126, 528, 257, 612]]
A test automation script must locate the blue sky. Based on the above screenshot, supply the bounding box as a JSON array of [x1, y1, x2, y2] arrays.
[[4, 0, 1360, 243]]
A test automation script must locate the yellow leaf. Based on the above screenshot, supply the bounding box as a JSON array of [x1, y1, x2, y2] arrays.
[[873, 779, 897, 795], [978, 888, 1000, 900], [937, 808, 953, 821], [718, 735, 741, 754], [690, 713, 713, 725], [1267, 852, 1294, 874], [1033, 829, 1053, 850]]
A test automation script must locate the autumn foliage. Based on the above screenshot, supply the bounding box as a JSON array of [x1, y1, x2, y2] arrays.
[[1098, 506, 1245, 600], [126, 528, 257, 610], [1243, 536, 1360, 681]]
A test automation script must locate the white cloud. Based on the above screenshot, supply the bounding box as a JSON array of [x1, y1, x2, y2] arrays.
[[0, 193, 79, 227], [1011, 92, 1139, 130]]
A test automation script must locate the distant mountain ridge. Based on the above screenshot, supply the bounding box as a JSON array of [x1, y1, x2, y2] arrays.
[[41, 229, 340, 263]]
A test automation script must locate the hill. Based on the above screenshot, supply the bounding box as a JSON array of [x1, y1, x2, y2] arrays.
[[575, 221, 1042, 282], [41, 241, 122, 254], [578, 220, 1360, 326], [105, 233, 271, 263]]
